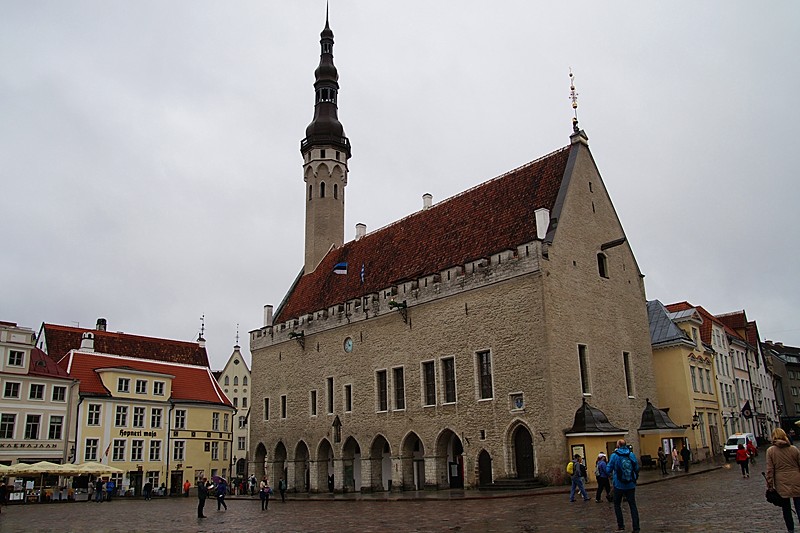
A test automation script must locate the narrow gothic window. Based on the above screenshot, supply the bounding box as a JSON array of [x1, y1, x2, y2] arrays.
[[320, 182, 326, 198], [623, 352, 634, 397], [333, 184, 338, 199], [578, 345, 590, 395], [597, 253, 608, 278], [308, 185, 313, 201]]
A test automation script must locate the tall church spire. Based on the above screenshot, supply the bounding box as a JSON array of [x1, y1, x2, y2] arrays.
[[301, 12, 351, 273]]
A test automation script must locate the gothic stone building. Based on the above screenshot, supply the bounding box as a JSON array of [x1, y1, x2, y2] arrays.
[[249, 16, 657, 492]]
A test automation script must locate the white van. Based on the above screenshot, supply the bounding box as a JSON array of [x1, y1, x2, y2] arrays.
[[723, 432, 757, 460]]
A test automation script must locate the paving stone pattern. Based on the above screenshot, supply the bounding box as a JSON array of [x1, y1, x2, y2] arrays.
[[0, 463, 787, 532]]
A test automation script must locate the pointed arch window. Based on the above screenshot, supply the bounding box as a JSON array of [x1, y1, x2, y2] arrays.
[[308, 184, 313, 201], [333, 184, 338, 199], [320, 182, 326, 198], [322, 42, 332, 54]]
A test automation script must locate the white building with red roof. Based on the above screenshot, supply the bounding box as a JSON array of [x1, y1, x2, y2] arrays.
[[1, 321, 76, 468]]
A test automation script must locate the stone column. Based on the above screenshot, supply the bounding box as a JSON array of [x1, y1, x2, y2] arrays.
[[333, 458, 344, 493], [390, 456, 402, 492], [308, 460, 320, 493], [286, 461, 296, 492]]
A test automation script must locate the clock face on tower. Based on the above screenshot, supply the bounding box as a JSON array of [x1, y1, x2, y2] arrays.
[[343, 337, 353, 353]]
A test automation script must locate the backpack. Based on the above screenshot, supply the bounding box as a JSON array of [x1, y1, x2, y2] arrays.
[[615, 451, 638, 483], [566, 461, 574, 475]]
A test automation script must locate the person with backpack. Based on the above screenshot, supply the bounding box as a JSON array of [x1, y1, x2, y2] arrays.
[[595, 452, 612, 502], [607, 439, 640, 533], [568, 454, 590, 502]]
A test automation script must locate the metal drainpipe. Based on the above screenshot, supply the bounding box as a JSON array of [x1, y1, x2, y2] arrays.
[[166, 400, 174, 495], [68, 382, 82, 463]]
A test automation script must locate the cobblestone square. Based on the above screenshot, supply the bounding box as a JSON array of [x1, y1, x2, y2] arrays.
[[0, 464, 787, 532]]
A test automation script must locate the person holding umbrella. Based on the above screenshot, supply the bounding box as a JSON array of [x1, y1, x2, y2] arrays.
[[216, 477, 228, 511]]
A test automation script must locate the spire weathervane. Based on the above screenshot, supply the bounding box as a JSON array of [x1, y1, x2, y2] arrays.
[[569, 68, 580, 133], [235, 323, 240, 348], [199, 314, 205, 341]]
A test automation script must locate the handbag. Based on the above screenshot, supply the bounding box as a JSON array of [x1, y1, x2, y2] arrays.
[[763, 472, 788, 507]]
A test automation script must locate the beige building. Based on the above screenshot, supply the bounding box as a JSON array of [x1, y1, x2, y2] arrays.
[[0, 321, 76, 467], [215, 343, 251, 479], [249, 17, 657, 492]]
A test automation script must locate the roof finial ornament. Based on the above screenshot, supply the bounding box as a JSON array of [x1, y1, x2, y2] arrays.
[[198, 314, 205, 342], [569, 68, 580, 133], [235, 323, 240, 348]]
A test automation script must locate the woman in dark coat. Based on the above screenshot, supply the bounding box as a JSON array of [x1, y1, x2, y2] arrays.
[[767, 428, 800, 532]]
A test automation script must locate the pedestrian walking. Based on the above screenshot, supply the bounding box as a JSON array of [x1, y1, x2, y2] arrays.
[[197, 477, 210, 518], [658, 446, 668, 476], [766, 428, 800, 533], [607, 439, 640, 533], [143, 481, 152, 500], [747, 440, 758, 465], [680, 445, 691, 473], [249, 474, 257, 496], [595, 452, 612, 502], [0, 478, 7, 514], [671, 447, 680, 471], [259, 477, 271, 510], [95, 479, 105, 502], [183, 480, 191, 497], [105, 478, 115, 502], [279, 476, 287, 502], [568, 454, 590, 502], [735, 443, 750, 478], [87, 480, 94, 502], [216, 478, 228, 511]]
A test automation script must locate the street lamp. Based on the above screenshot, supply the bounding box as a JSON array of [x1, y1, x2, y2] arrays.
[[691, 411, 700, 430]]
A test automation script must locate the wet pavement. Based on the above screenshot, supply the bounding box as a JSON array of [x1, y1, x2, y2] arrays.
[[0, 458, 787, 532]]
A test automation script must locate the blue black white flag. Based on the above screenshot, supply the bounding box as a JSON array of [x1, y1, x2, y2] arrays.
[[333, 262, 348, 275], [360, 263, 365, 284]]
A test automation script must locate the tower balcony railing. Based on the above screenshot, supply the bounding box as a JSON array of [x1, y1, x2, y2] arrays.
[[300, 135, 351, 154]]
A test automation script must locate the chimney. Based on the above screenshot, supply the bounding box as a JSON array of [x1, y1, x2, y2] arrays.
[[355, 223, 366, 240], [264, 305, 274, 327], [422, 193, 432, 210], [534, 208, 551, 240], [80, 332, 95, 352], [96, 318, 107, 331]]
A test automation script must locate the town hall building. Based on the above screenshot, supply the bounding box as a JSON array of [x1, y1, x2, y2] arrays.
[[249, 15, 658, 492]]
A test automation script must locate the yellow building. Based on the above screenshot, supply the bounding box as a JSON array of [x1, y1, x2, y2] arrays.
[[55, 334, 233, 496], [648, 300, 719, 461]]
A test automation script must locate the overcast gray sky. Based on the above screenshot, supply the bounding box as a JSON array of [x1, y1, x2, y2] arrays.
[[2, 1, 798, 369]]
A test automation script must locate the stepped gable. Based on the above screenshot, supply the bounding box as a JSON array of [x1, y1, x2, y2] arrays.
[[277, 146, 571, 322], [41, 323, 209, 367], [59, 351, 231, 406]]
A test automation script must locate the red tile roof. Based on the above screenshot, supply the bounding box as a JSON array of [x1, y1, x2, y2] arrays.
[[666, 302, 745, 345], [277, 146, 571, 322], [40, 323, 209, 367], [28, 347, 71, 379], [58, 351, 231, 406]]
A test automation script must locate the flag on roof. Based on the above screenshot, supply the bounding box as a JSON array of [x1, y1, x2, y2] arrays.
[[360, 263, 365, 284], [333, 262, 348, 275]]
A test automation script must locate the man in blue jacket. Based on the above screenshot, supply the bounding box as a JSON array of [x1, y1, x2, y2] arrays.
[[606, 439, 640, 533]]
